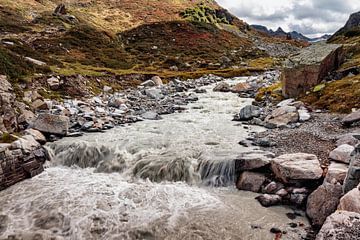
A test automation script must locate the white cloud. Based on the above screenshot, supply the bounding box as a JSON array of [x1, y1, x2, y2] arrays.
[[217, 0, 360, 37]]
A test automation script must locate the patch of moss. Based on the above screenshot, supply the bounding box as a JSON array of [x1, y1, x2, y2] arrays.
[[180, 4, 232, 25], [248, 57, 275, 69], [0, 132, 17, 144], [302, 75, 360, 113], [255, 82, 284, 102]]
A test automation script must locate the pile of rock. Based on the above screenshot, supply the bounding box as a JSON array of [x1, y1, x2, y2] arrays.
[[234, 98, 311, 129], [235, 152, 324, 208], [0, 131, 48, 190], [213, 71, 280, 98]]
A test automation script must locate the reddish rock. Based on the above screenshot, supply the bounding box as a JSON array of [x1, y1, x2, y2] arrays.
[[281, 44, 344, 98]]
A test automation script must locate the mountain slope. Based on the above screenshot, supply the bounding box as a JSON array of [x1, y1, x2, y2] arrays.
[[0, 0, 301, 98]]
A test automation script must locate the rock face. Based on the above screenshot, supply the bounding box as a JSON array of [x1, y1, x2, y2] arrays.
[[338, 186, 360, 213], [271, 153, 323, 183], [316, 211, 360, 240], [343, 145, 360, 193], [329, 144, 355, 164], [0, 75, 17, 133], [0, 137, 48, 190], [281, 43, 344, 98], [32, 114, 69, 136], [306, 183, 343, 226], [236, 172, 266, 192]]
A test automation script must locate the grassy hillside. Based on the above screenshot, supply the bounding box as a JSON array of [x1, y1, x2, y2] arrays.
[[0, 0, 296, 98]]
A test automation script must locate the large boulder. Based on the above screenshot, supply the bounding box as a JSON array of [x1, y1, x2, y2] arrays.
[[338, 186, 360, 213], [316, 211, 360, 240], [329, 144, 355, 164], [281, 43, 344, 98], [235, 150, 274, 171], [271, 153, 323, 183], [265, 106, 299, 128], [32, 114, 69, 136], [306, 183, 343, 226], [236, 172, 266, 192], [343, 144, 360, 193]]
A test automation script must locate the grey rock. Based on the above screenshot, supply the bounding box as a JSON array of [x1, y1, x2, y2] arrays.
[[32, 114, 69, 136], [336, 135, 360, 147], [141, 111, 162, 120], [316, 211, 360, 240], [343, 145, 360, 193], [236, 105, 261, 121], [213, 82, 231, 92], [255, 194, 282, 207], [329, 144, 355, 164], [145, 88, 164, 99], [338, 186, 360, 214], [325, 162, 348, 184], [235, 150, 275, 171], [342, 110, 360, 126]]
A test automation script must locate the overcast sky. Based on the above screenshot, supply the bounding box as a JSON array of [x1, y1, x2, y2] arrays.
[[217, 0, 360, 37]]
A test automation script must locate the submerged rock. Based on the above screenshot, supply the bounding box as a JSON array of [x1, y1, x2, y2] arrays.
[[256, 194, 282, 207]]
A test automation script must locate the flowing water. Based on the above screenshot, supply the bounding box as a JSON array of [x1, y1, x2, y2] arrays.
[[0, 77, 309, 240]]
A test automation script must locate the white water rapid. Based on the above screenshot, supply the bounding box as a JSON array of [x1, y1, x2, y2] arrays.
[[0, 77, 309, 240]]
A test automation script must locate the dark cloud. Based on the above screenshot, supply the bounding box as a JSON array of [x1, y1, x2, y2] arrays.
[[217, 0, 360, 36]]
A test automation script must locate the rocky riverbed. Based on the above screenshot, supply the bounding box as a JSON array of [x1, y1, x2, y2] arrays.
[[0, 75, 313, 240], [0, 71, 360, 240]]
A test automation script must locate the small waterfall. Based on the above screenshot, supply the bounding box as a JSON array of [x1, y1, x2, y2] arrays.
[[198, 157, 236, 187]]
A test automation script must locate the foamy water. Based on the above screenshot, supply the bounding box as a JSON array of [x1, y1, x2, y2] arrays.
[[0, 77, 309, 239]]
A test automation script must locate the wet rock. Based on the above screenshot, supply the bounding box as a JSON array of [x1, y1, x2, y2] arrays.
[[254, 138, 276, 147], [290, 193, 307, 206], [213, 82, 231, 92], [256, 194, 282, 207], [235, 150, 275, 171], [264, 182, 284, 194], [338, 185, 360, 213], [25, 129, 47, 144], [316, 211, 360, 240], [276, 189, 288, 197], [271, 153, 323, 183], [32, 114, 69, 136], [236, 172, 266, 192], [281, 43, 344, 98], [329, 144, 355, 164], [235, 105, 261, 121], [325, 162, 348, 184], [306, 183, 343, 226], [342, 110, 360, 126], [194, 88, 207, 94], [108, 97, 126, 108]]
